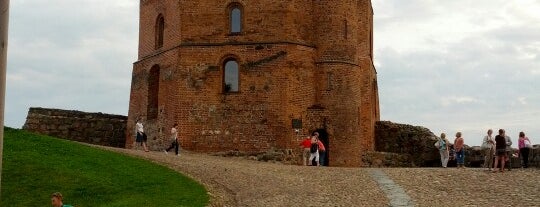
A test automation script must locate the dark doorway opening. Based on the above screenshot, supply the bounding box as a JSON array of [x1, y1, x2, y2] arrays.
[[316, 128, 329, 166]]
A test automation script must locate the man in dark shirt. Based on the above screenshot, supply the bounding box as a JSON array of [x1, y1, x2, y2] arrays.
[[493, 129, 507, 172]]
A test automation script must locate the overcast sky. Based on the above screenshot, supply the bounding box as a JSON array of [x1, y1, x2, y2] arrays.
[[5, 1, 540, 146]]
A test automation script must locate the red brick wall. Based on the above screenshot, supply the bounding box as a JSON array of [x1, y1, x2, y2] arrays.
[[127, 0, 379, 167]]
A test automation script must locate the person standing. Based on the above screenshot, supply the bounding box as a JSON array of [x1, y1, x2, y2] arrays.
[[136, 117, 149, 152], [503, 129, 513, 171], [438, 133, 449, 168], [164, 123, 180, 156], [493, 129, 507, 173], [518, 132, 532, 168], [482, 129, 495, 170], [454, 132, 465, 168], [300, 134, 313, 166], [317, 136, 326, 166], [309, 134, 320, 166], [51, 192, 73, 207]]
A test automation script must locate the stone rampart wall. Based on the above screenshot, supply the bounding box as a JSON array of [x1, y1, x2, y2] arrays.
[[22, 107, 127, 147]]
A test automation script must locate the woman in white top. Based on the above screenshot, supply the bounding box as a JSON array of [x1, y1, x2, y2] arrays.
[[438, 133, 449, 168], [482, 129, 495, 170], [136, 118, 149, 152], [164, 123, 180, 156]]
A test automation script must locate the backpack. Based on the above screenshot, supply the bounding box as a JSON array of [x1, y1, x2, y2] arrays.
[[310, 143, 318, 153], [439, 139, 446, 150]]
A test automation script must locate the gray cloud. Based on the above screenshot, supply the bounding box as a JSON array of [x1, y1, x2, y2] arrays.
[[374, 0, 540, 145], [5, 0, 137, 128]]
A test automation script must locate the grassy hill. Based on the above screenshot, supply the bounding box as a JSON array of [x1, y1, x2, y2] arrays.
[[1, 127, 209, 207]]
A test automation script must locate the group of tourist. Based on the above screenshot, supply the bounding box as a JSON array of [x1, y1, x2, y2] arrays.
[[300, 132, 326, 166], [135, 117, 181, 156], [436, 129, 533, 172]]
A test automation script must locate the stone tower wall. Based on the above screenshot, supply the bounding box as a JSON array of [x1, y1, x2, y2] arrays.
[[129, 0, 380, 167]]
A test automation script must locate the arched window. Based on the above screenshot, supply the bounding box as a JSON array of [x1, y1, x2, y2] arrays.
[[147, 65, 160, 119], [229, 5, 242, 33], [223, 59, 239, 92], [155, 14, 164, 49]]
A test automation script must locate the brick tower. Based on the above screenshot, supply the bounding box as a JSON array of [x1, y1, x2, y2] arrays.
[[127, 0, 379, 167]]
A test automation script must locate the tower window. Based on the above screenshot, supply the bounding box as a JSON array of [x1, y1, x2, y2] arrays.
[[343, 19, 348, 39], [223, 59, 239, 92], [147, 65, 160, 119], [155, 14, 164, 49], [229, 5, 242, 34]]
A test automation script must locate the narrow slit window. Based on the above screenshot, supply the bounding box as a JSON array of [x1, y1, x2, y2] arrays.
[[155, 15, 164, 49], [148, 65, 160, 119], [343, 20, 348, 39]]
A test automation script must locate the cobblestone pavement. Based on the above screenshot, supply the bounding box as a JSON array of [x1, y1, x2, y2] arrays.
[[95, 146, 540, 207], [100, 147, 388, 207], [382, 168, 540, 207]]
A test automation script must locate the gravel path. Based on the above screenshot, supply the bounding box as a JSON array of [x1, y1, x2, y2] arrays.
[[98, 147, 388, 207], [382, 168, 540, 207]]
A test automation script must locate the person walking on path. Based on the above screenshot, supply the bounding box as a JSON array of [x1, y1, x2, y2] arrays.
[[51, 192, 73, 207], [309, 134, 320, 166], [493, 129, 508, 173], [300, 134, 313, 166], [438, 133, 449, 168], [504, 130, 513, 171], [136, 117, 149, 152], [317, 136, 326, 166], [518, 131, 532, 168], [164, 123, 180, 156], [482, 129, 496, 170], [454, 132, 465, 168]]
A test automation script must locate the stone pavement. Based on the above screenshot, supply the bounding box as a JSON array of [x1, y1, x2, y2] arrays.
[[95, 146, 540, 207]]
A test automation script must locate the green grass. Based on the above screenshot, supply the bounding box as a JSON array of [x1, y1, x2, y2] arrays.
[[1, 127, 209, 207]]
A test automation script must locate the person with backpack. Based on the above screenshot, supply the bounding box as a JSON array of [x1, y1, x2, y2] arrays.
[[309, 134, 320, 166], [437, 133, 449, 168]]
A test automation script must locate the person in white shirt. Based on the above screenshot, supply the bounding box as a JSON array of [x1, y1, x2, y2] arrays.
[[135, 117, 149, 152], [482, 129, 495, 170], [164, 123, 180, 156]]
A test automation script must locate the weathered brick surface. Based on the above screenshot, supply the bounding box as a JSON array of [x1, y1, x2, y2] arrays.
[[23, 107, 127, 147], [127, 0, 380, 167]]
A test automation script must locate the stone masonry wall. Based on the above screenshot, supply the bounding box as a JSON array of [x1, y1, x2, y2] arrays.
[[374, 121, 540, 168], [374, 121, 440, 167], [22, 107, 127, 148]]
